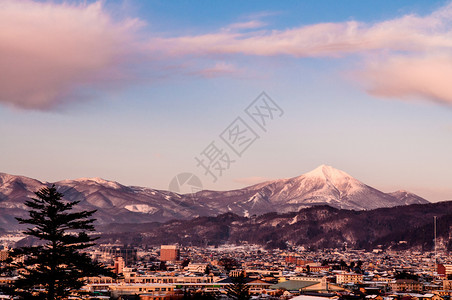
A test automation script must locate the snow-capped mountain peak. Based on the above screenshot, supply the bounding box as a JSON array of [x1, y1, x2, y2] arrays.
[[59, 177, 123, 189], [304, 164, 355, 182]]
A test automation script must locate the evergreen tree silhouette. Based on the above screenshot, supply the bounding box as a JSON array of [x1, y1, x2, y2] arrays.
[[3, 185, 113, 299], [225, 272, 251, 300]]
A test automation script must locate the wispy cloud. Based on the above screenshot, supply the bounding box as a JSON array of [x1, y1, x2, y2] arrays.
[[225, 20, 267, 31], [148, 5, 452, 58], [191, 62, 242, 78], [147, 2, 452, 105]]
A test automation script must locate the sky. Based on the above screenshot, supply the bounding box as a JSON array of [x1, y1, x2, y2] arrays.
[[1, 0, 451, 202]]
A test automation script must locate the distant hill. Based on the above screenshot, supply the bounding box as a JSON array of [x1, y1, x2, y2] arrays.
[[98, 201, 452, 251], [0, 165, 429, 230]]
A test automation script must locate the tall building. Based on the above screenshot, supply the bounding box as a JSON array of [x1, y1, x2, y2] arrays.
[[114, 256, 125, 275], [438, 264, 446, 276], [160, 245, 180, 261], [98, 244, 137, 266], [0, 248, 9, 261]]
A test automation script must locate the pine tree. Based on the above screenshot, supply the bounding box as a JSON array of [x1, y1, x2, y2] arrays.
[[225, 272, 251, 300], [4, 185, 113, 299]]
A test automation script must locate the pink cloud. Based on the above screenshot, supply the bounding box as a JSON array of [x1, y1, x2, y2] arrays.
[[359, 54, 452, 105], [191, 62, 241, 78], [4, 1, 452, 109], [0, 0, 142, 110], [144, 2, 452, 105]]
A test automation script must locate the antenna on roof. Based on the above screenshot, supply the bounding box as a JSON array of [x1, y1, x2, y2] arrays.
[[434, 216, 437, 265]]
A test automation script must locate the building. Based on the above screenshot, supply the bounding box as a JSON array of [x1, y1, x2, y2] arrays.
[[271, 277, 345, 294], [444, 280, 452, 291], [390, 279, 423, 292], [229, 269, 245, 277], [160, 245, 179, 262], [113, 257, 125, 275], [295, 265, 330, 272], [186, 263, 208, 273], [87, 283, 176, 299], [438, 264, 446, 276], [121, 273, 217, 284], [444, 265, 452, 276], [0, 248, 8, 261], [285, 256, 313, 265], [98, 244, 137, 266], [245, 269, 282, 278], [336, 273, 363, 284]]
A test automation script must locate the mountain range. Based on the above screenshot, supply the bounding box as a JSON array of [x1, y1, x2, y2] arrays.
[[0, 165, 429, 231]]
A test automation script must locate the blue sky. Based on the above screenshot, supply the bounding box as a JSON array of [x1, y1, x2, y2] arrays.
[[1, 0, 451, 201]]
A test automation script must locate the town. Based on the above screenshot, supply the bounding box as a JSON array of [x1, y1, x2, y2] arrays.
[[2, 242, 451, 300]]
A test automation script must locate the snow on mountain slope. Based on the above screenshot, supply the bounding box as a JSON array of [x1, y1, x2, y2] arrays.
[[0, 173, 214, 229], [124, 204, 158, 214], [389, 190, 429, 205], [0, 166, 430, 230], [0, 172, 45, 209], [194, 165, 429, 214]]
